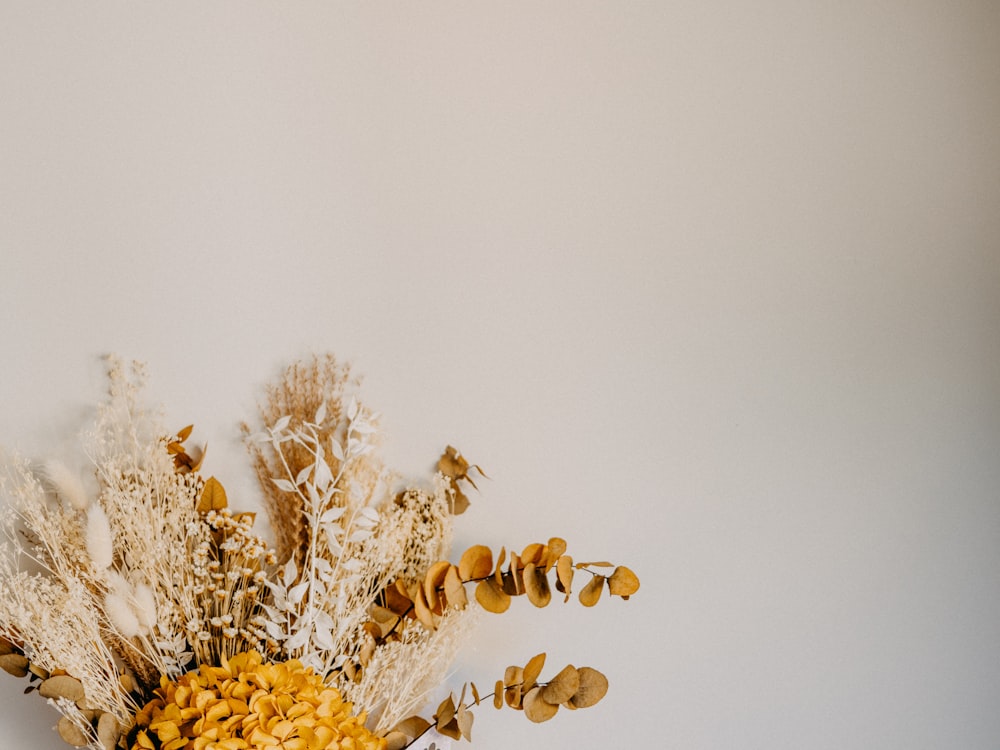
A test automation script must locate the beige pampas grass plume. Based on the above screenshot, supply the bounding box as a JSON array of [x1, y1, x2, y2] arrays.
[[43, 459, 89, 511], [132, 583, 157, 634], [86, 505, 114, 570], [104, 592, 140, 638]]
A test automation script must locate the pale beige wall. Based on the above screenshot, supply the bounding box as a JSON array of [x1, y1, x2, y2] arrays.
[[1, 2, 998, 748]]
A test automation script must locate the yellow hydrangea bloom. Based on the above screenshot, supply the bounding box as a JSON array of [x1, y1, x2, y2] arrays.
[[129, 652, 386, 750]]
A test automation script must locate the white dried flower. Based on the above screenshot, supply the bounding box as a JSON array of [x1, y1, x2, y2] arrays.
[[43, 460, 90, 511], [104, 592, 139, 638], [131, 583, 157, 633], [85, 505, 114, 570]]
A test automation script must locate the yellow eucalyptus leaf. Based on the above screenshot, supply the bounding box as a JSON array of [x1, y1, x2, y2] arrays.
[[568, 667, 609, 708], [444, 565, 467, 609], [523, 687, 559, 723], [522, 653, 546, 693], [579, 574, 605, 607], [423, 560, 451, 613], [523, 563, 551, 608], [459, 545, 493, 581], [555, 555, 574, 601], [545, 538, 567, 571], [608, 565, 641, 597], [541, 665, 580, 705], [475, 577, 511, 614]]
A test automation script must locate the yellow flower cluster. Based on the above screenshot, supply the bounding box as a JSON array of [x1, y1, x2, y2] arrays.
[[130, 652, 386, 750]]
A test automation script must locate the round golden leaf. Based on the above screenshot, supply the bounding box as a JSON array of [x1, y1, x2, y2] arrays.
[[568, 667, 609, 708], [459, 545, 494, 581], [523, 563, 551, 608], [578, 574, 605, 607], [545, 537, 567, 571], [520, 543, 545, 567], [541, 664, 580, 705], [57, 716, 89, 747], [0, 653, 28, 677], [475, 578, 511, 614], [97, 712, 120, 750], [608, 565, 640, 597], [39, 674, 86, 703], [523, 687, 559, 723], [385, 731, 408, 750]]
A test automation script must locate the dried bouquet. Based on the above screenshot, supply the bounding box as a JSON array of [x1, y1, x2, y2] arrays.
[[0, 356, 639, 750]]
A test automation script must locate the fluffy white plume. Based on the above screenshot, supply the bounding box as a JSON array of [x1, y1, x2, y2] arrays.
[[85, 505, 114, 570], [43, 459, 89, 511], [131, 583, 157, 633], [104, 592, 139, 638]]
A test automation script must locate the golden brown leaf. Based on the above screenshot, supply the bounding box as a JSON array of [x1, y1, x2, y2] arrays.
[[459, 545, 494, 581], [568, 667, 609, 708], [413, 586, 436, 631], [523, 563, 551, 608], [541, 664, 580, 705], [522, 652, 546, 693], [197, 476, 228, 513], [608, 565, 640, 597], [0, 653, 28, 677], [384, 732, 408, 750], [97, 712, 120, 750], [493, 680, 504, 710], [475, 577, 511, 614], [435, 694, 456, 728], [359, 637, 376, 667], [392, 716, 431, 739], [423, 559, 451, 613], [450, 486, 471, 515], [579, 574, 605, 607], [456, 701, 473, 740], [503, 666, 523, 708], [438, 719, 462, 741], [493, 546, 507, 586], [444, 565, 467, 609], [520, 543, 545, 567], [523, 687, 559, 723], [383, 580, 414, 618], [57, 716, 89, 747], [175, 424, 194, 442], [471, 682, 481, 706], [555, 555, 574, 602], [39, 675, 86, 703], [437, 446, 470, 480], [545, 537, 567, 571]]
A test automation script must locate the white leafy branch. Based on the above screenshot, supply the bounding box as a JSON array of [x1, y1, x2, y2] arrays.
[[255, 396, 382, 671]]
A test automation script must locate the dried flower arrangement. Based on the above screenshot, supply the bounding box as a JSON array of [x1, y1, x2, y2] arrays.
[[0, 355, 639, 750]]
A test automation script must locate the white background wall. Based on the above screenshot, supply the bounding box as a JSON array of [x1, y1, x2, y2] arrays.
[[1, 3, 998, 749]]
